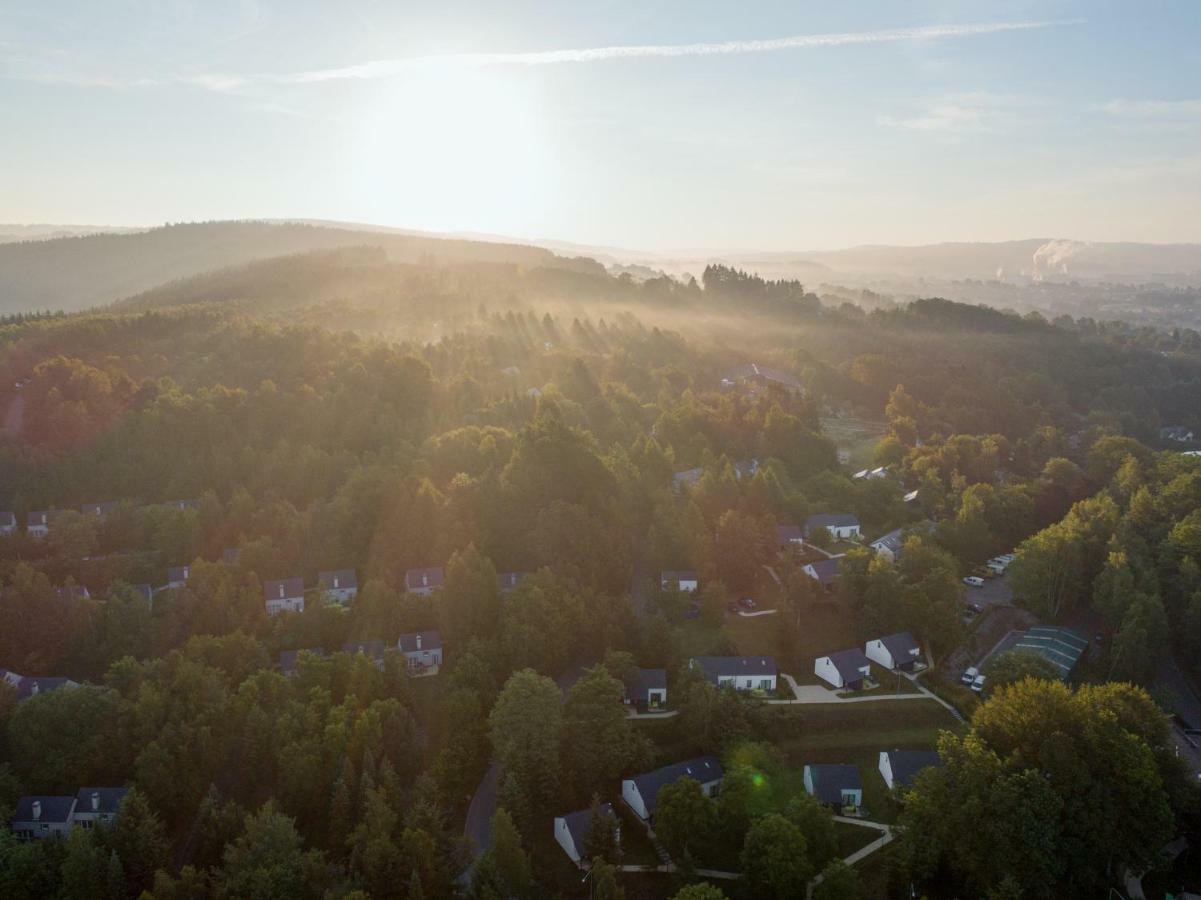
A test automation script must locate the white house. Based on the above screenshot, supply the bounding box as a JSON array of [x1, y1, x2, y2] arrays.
[[27, 510, 53, 538], [866, 632, 923, 672], [689, 656, 777, 692], [660, 570, 699, 593], [404, 567, 444, 596], [0, 670, 79, 702], [803, 764, 862, 811], [869, 528, 906, 564], [10, 797, 76, 840], [815, 648, 872, 691], [623, 668, 668, 709], [878, 750, 941, 792], [804, 513, 861, 541], [803, 558, 841, 590], [166, 566, 190, 589], [622, 756, 723, 822], [264, 577, 305, 616], [398, 630, 442, 673], [0, 511, 17, 536], [554, 803, 619, 867], [853, 466, 890, 480], [318, 569, 357, 605], [71, 788, 128, 831]]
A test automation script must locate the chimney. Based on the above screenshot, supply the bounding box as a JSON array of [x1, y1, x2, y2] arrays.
[[30, 681, 39, 696], [333, 576, 340, 588], [91, 791, 100, 812], [416, 633, 422, 650], [278, 584, 284, 598], [421, 573, 428, 587], [32, 800, 41, 820]]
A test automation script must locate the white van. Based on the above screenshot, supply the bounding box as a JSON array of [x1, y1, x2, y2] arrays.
[[971, 674, 987, 693], [996, 554, 1015, 564], [963, 575, 985, 587], [961, 666, 979, 685]]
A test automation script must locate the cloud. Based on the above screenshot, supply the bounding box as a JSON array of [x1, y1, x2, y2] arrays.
[[1099, 98, 1201, 118], [878, 92, 1037, 133]]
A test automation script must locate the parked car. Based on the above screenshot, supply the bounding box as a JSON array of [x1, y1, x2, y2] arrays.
[[986, 562, 1006, 575], [961, 666, 979, 685], [963, 576, 985, 587], [996, 554, 1015, 564], [971, 674, 987, 693], [967, 602, 984, 613], [740, 597, 756, 610]]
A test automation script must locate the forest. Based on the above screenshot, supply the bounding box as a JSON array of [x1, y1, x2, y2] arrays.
[[2, 249, 1201, 899]]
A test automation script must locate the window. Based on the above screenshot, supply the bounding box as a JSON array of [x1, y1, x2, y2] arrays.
[[760, 678, 773, 690], [80, 819, 93, 830]]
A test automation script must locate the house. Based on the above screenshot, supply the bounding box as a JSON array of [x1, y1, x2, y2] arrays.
[[318, 569, 358, 605], [869, 528, 906, 564], [27, 510, 54, 538], [815, 648, 872, 691], [853, 466, 890, 480], [803, 558, 841, 590], [554, 802, 619, 867], [866, 632, 922, 672], [721, 363, 804, 394], [878, 750, 941, 792], [404, 567, 444, 596], [0, 670, 80, 702], [164, 499, 200, 512], [56, 584, 91, 602], [80, 500, 119, 518], [497, 572, 529, 593], [398, 630, 443, 673], [803, 764, 862, 811], [0, 511, 17, 535], [672, 467, 704, 491], [623, 668, 667, 709], [803, 513, 861, 541], [263, 577, 305, 616], [131, 584, 153, 607], [1010, 626, 1089, 680], [71, 788, 128, 831], [10, 796, 76, 840], [775, 524, 805, 548], [689, 656, 778, 692], [342, 640, 387, 668], [1161, 426, 1196, 443], [279, 648, 327, 677], [166, 566, 190, 589], [621, 756, 723, 822], [903, 489, 920, 504], [660, 570, 699, 593]]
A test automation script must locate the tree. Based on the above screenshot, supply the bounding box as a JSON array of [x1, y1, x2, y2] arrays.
[[654, 778, 717, 858], [215, 803, 328, 900], [669, 886, 728, 900], [488, 670, 563, 811], [813, 859, 859, 900], [983, 650, 1061, 692], [109, 788, 168, 895], [563, 665, 650, 799], [582, 795, 622, 865], [489, 808, 532, 899], [740, 814, 813, 900], [439, 546, 500, 646], [591, 860, 624, 900]]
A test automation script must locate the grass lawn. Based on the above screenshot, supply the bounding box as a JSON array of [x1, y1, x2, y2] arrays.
[[725, 600, 859, 676], [834, 820, 882, 857], [854, 839, 903, 898], [820, 414, 888, 469]]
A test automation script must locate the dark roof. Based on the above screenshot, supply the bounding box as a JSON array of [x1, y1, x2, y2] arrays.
[[166, 565, 190, 582], [804, 513, 860, 535], [398, 630, 442, 653], [776, 524, 804, 544], [629, 756, 722, 815], [27, 510, 54, 526], [318, 569, 357, 591], [279, 648, 327, 674], [806, 558, 841, 585], [0, 511, 15, 527], [559, 803, 615, 853], [16, 677, 77, 701], [824, 648, 872, 683], [877, 632, 921, 662], [691, 656, 778, 682], [80, 501, 119, 517], [661, 570, 698, 584], [497, 571, 528, 592], [342, 639, 387, 660], [884, 751, 941, 789], [807, 764, 861, 804], [12, 796, 76, 824], [263, 577, 304, 601], [624, 668, 667, 698], [1013, 626, 1089, 678], [73, 787, 128, 816], [871, 528, 905, 554], [405, 567, 445, 591]]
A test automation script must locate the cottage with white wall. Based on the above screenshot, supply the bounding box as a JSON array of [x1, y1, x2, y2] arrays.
[[264, 577, 305, 616], [404, 567, 444, 596], [815, 648, 872, 691], [689, 656, 777, 692], [879, 750, 941, 792], [398, 630, 442, 673], [804, 513, 861, 541], [803, 764, 862, 811], [865, 632, 922, 672], [318, 569, 357, 605], [660, 570, 699, 592], [622, 756, 722, 822]]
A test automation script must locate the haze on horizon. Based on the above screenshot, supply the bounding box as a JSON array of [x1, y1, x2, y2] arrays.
[[3, 1, 1201, 252]]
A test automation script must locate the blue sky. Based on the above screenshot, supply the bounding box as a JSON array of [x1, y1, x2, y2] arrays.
[[2, 1, 1200, 250]]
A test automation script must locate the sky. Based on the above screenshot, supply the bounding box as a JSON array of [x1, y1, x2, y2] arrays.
[[2, 1, 1200, 251]]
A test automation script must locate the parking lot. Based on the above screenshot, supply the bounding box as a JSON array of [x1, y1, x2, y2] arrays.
[[964, 571, 1014, 608]]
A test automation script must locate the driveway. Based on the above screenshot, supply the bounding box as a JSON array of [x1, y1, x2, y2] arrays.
[[966, 572, 1013, 608]]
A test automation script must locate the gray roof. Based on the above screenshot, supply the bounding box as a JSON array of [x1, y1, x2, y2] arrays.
[[405, 567, 445, 591], [804, 513, 860, 535], [630, 756, 722, 815], [624, 667, 667, 698], [691, 656, 777, 683], [871, 528, 905, 554], [884, 751, 941, 789], [877, 632, 921, 663], [824, 648, 872, 683], [263, 577, 304, 601], [1013, 626, 1089, 678], [12, 796, 75, 824], [15, 677, 77, 701], [28, 510, 53, 526], [807, 764, 861, 804], [164, 499, 200, 511], [73, 787, 128, 816], [166, 566, 190, 583], [559, 803, 615, 854], [318, 569, 357, 591], [807, 558, 841, 586], [342, 639, 387, 660], [0, 511, 14, 527], [398, 630, 442, 654], [776, 524, 804, 544]]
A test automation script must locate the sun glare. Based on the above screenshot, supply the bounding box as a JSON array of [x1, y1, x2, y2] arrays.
[[350, 65, 553, 235]]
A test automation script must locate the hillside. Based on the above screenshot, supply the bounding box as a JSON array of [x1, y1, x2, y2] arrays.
[[0, 220, 568, 314]]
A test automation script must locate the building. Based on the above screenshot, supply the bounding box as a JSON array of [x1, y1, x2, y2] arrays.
[[869, 528, 906, 564], [622, 756, 723, 822], [27, 510, 54, 538], [865, 632, 922, 672], [721, 362, 804, 394], [80, 500, 119, 518], [71, 788, 128, 831], [689, 656, 778, 692], [660, 570, 699, 593], [0, 670, 79, 702], [164, 499, 200, 512], [130, 584, 153, 607], [803, 764, 862, 811], [166, 566, 190, 589], [623, 668, 668, 709], [56, 584, 91, 603], [318, 569, 358, 605], [497, 571, 529, 593], [0, 511, 17, 535], [1161, 426, 1196, 443], [1011, 626, 1089, 680], [398, 630, 442, 673], [775, 524, 805, 548], [10, 796, 76, 840], [878, 750, 941, 792], [554, 803, 619, 867], [279, 648, 327, 677], [803, 513, 861, 541], [803, 558, 841, 590], [263, 577, 305, 616], [404, 567, 444, 596], [342, 640, 387, 668], [903, 489, 920, 504], [815, 648, 872, 691], [853, 466, 890, 480]]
